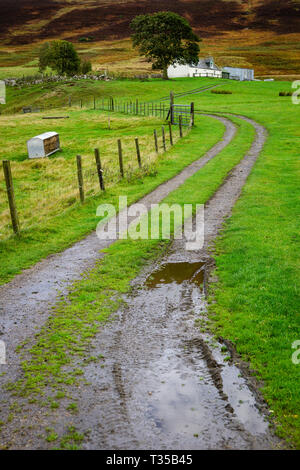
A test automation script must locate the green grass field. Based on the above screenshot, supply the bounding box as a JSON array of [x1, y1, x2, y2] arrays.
[[1, 77, 221, 114], [0, 109, 176, 240], [0, 76, 299, 447]]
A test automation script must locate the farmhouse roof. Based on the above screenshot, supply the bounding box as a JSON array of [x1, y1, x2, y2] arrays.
[[189, 57, 221, 71]]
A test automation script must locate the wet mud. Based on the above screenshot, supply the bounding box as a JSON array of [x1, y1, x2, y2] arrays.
[[70, 254, 277, 449]]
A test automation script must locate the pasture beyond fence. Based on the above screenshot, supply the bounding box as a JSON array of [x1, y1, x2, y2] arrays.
[[17, 92, 195, 127], [1, 93, 193, 238]]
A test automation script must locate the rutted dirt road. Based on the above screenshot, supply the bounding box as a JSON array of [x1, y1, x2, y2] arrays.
[[0, 114, 283, 449], [38, 115, 280, 449]]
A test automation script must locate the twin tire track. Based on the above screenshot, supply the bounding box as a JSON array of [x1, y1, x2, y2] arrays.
[[0, 112, 276, 449]]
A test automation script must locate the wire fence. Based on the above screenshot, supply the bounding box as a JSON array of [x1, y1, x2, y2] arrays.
[[0, 108, 191, 239]]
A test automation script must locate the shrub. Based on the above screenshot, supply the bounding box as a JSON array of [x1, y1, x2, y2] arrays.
[[38, 40, 81, 76], [211, 90, 233, 94], [78, 36, 94, 42], [81, 60, 92, 74]]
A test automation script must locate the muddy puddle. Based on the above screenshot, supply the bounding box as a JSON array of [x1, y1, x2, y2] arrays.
[[145, 261, 205, 288]]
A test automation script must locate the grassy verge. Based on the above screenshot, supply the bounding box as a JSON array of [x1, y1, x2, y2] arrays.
[[180, 80, 300, 448], [0, 113, 224, 284]]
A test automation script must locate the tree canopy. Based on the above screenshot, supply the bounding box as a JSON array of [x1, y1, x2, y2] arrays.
[[38, 40, 81, 76], [130, 12, 201, 79]]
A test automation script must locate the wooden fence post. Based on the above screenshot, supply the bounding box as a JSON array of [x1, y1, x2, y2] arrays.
[[76, 155, 84, 203], [93, 96, 96, 110], [2, 160, 20, 235], [190, 102, 195, 127], [179, 115, 183, 138], [170, 91, 174, 124], [154, 129, 158, 153], [135, 138, 142, 168], [94, 148, 105, 191], [168, 122, 173, 146], [117, 139, 124, 178], [162, 126, 166, 152], [80, 99, 82, 109]]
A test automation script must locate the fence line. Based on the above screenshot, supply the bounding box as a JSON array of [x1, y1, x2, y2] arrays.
[[1, 89, 195, 237], [10, 92, 194, 126], [1, 119, 190, 238]]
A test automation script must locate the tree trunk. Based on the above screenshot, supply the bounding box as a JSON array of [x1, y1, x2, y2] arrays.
[[163, 67, 169, 80]]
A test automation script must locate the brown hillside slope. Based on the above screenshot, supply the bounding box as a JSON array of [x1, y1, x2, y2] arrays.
[[0, 0, 299, 76]]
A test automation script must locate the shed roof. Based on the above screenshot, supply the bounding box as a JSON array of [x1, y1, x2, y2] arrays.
[[28, 131, 58, 141]]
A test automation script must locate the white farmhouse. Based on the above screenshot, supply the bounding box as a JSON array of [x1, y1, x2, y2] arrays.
[[167, 57, 222, 79]]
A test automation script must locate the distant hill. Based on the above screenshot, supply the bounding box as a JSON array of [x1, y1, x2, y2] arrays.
[[0, 0, 299, 77], [1, 0, 299, 44]]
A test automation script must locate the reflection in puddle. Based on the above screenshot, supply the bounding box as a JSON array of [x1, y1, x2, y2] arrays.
[[144, 348, 223, 437], [145, 262, 205, 289], [126, 259, 272, 447]]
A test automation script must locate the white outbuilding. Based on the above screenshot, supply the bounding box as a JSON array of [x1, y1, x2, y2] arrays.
[[222, 67, 254, 81], [168, 57, 222, 79]]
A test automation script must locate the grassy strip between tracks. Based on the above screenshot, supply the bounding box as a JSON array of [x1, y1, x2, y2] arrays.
[[2, 116, 254, 448], [0, 113, 223, 285]]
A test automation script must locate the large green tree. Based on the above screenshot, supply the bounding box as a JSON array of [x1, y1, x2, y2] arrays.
[[130, 12, 201, 79], [38, 40, 81, 76]]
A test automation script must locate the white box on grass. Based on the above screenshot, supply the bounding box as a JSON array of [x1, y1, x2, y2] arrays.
[[27, 132, 60, 159]]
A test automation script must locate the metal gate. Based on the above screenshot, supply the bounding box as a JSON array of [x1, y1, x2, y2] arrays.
[[170, 103, 194, 126]]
